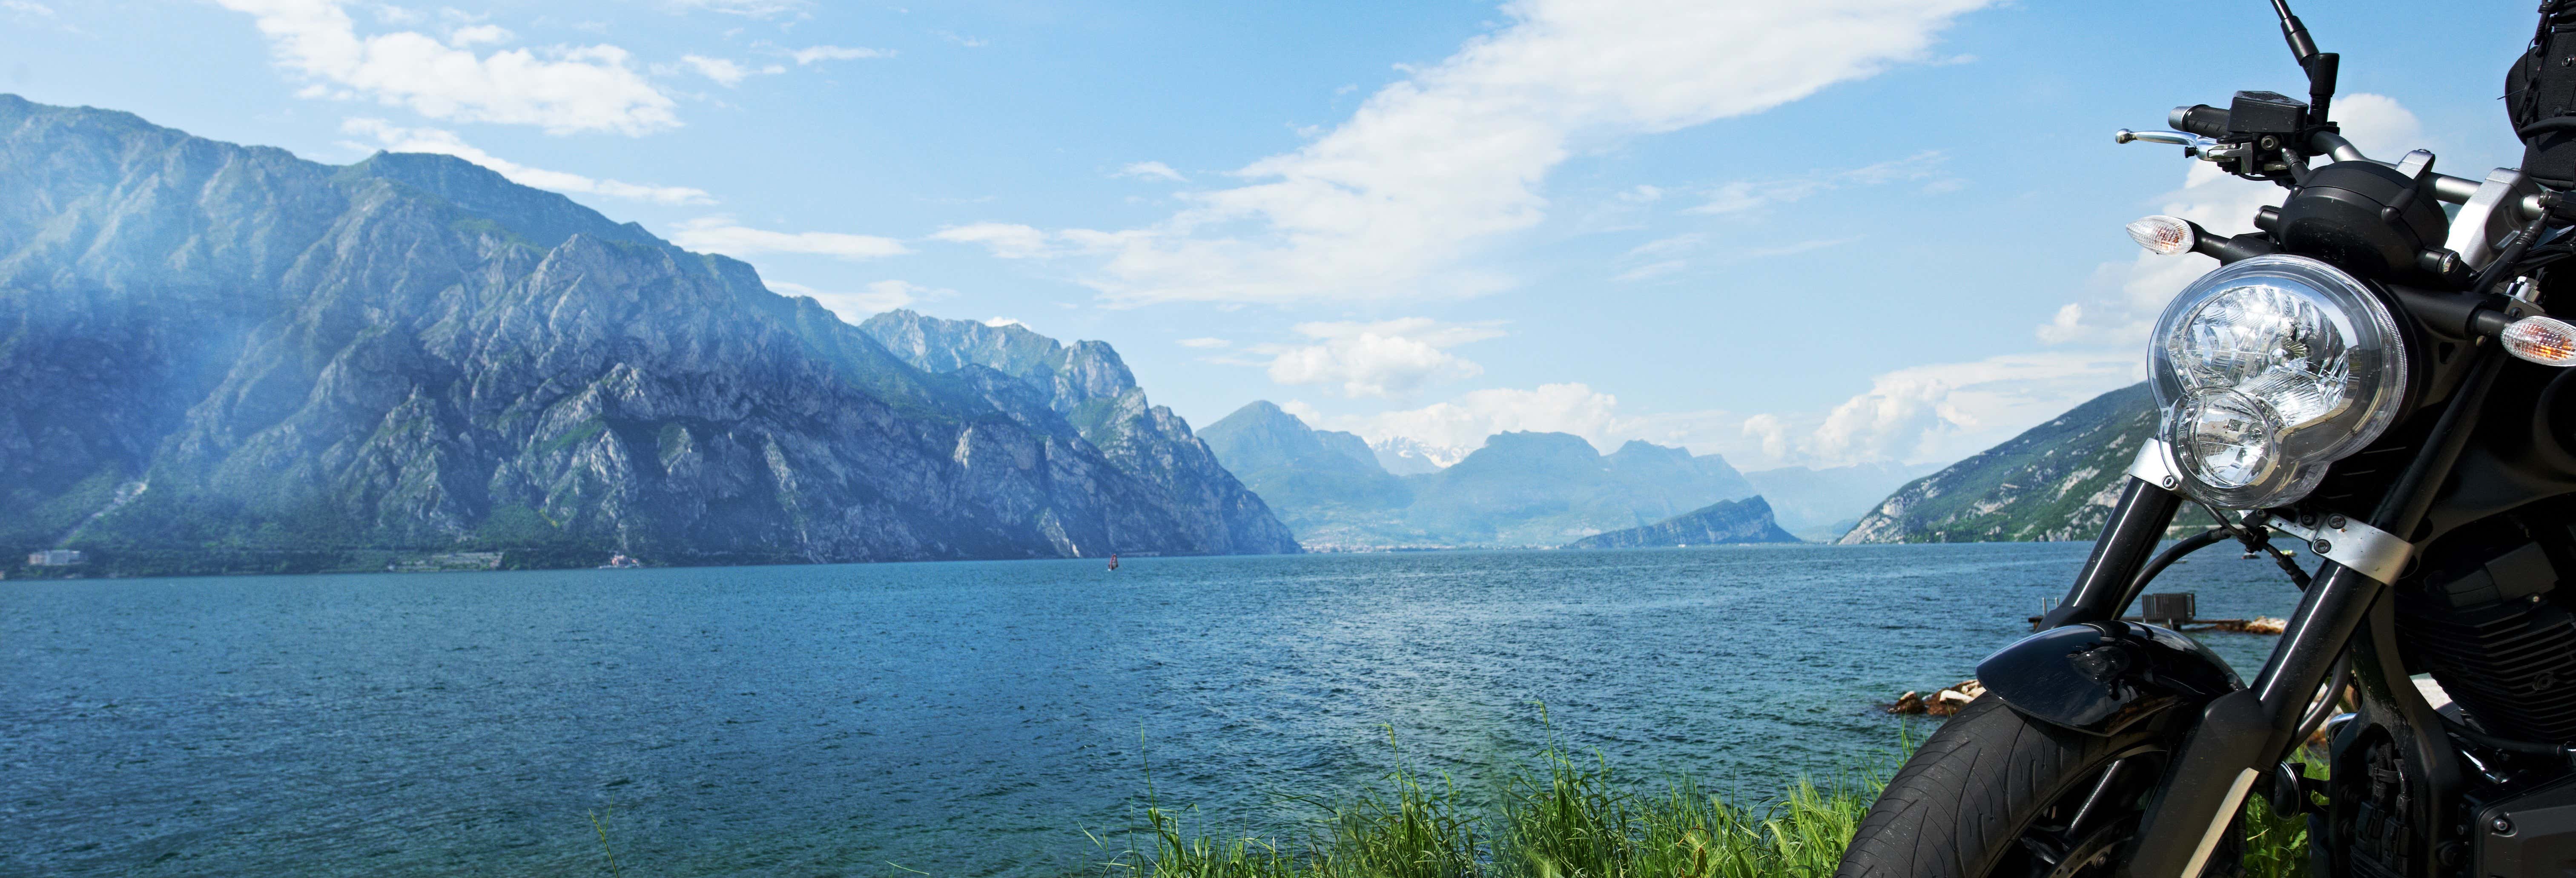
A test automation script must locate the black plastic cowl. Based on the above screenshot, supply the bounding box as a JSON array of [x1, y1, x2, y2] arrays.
[[1976, 621, 2245, 736], [2271, 161, 2453, 286]]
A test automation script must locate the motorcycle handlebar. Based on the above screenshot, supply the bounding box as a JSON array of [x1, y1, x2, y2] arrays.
[[2303, 129, 2527, 215], [2140, 108, 2544, 220], [2169, 104, 2231, 138]]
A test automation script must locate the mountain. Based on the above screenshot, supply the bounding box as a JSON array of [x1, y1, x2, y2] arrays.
[[1370, 436, 1462, 475], [0, 95, 1296, 575], [1743, 461, 1945, 539], [1402, 432, 1759, 545], [1195, 401, 1410, 542], [1199, 405, 1760, 548], [1561, 496, 1800, 549], [1839, 383, 2166, 544]]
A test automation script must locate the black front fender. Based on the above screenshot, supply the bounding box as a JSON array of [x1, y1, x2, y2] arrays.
[[1976, 622, 2245, 736]]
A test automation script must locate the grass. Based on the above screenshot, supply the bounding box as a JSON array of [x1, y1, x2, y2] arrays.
[[1079, 726, 2322, 878]]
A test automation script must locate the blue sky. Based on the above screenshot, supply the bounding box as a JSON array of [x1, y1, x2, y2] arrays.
[[0, 0, 2540, 470]]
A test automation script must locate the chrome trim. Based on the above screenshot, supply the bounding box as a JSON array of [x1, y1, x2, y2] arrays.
[[2115, 129, 2217, 155], [2322, 711, 2358, 739], [2430, 172, 2480, 203], [2183, 769, 2262, 878], [2394, 149, 2435, 180], [2262, 511, 2415, 584], [2308, 130, 2369, 164], [2127, 437, 2182, 491], [2445, 168, 2539, 270]]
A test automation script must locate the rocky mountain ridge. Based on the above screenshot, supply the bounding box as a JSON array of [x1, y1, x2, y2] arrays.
[[1200, 401, 1762, 548], [0, 95, 1296, 574], [1561, 496, 1800, 549], [1839, 383, 2160, 544]]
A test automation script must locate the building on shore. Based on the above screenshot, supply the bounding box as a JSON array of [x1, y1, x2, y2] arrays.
[[27, 549, 86, 566]]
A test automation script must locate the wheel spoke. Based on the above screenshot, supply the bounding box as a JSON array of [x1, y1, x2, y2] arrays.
[[2064, 757, 2129, 837]]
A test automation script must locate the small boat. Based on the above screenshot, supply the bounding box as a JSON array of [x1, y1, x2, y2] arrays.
[[1106, 553, 1120, 571]]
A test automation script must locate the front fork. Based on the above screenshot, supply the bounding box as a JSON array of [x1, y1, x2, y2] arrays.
[[2047, 354, 2508, 878]]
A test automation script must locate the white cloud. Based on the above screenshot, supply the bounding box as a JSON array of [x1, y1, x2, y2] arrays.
[[339, 118, 713, 204], [790, 45, 894, 64], [218, 0, 680, 136], [668, 216, 912, 260], [1116, 161, 1188, 183], [983, 317, 1024, 328], [769, 279, 943, 323], [1301, 350, 2134, 470], [1252, 318, 1505, 399], [948, 0, 1992, 306], [680, 55, 782, 86], [4, 0, 56, 17], [1179, 337, 1231, 349], [446, 23, 509, 46], [1760, 351, 2141, 467], [1311, 384, 1633, 453], [1608, 232, 1853, 281], [1613, 260, 1688, 282], [1687, 151, 1946, 215], [667, 0, 806, 18], [930, 223, 1058, 259]]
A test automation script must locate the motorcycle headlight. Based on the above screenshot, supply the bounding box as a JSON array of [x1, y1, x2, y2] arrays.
[[2149, 255, 2408, 508]]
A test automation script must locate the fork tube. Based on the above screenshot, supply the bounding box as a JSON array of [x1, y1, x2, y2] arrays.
[[2122, 350, 2509, 878], [2042, 477, 2182, 628]]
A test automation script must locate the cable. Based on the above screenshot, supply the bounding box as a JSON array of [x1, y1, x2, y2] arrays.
[[2128, 527, 2235, 601], [2195, 500, 2312, 590], [2439, 713, 2576, 760]]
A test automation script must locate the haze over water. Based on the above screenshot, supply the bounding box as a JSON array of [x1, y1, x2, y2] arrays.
[[2, 544, 2301, 876]]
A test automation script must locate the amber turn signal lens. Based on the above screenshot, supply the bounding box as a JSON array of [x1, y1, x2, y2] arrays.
[[2125, 215, 2194, 256], [2503, 316, 2576, 367]]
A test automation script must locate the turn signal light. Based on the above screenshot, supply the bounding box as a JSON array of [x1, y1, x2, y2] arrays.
[[2502, 316, 2576, 366], [2126, 215, 2195, 255]]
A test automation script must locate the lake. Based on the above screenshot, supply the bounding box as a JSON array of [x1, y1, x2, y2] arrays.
[[0, 542, 2306, 876]]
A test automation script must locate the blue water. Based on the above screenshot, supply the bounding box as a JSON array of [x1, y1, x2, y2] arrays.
[[0, 543, 2305, 876]]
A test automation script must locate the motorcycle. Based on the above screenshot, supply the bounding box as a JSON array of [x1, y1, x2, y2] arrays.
[[1837, 3, 2576, 877]]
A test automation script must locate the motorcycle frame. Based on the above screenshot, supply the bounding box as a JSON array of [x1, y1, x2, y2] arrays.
[[2033, 349, 2511, 878]]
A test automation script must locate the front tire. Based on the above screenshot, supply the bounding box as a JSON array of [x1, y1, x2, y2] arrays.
[[1837, 697, 2217, 878]]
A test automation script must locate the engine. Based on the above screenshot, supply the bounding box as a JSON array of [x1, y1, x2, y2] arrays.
[[2399, 515, 2576, 744]]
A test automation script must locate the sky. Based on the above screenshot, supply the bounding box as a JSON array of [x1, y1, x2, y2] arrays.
[[0, 0, 2544, 471]]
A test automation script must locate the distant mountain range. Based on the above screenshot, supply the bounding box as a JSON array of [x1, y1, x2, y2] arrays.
[[1204, 401, 1913, 548], [0, 96, 1295, 575], [1562, 496, 1799, 549], [1839, 383, 2195, 544], [1204, 400, 1756, 546]]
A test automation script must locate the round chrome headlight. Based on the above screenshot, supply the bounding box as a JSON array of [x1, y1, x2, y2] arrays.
[[2149, 255, 2408, 508]]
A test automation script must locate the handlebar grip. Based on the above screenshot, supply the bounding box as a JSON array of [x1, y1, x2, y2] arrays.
[[2168, 104, 2231, 138]]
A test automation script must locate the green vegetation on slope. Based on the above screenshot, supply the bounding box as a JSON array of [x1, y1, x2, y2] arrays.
[[1839, 384, 2223, 544]]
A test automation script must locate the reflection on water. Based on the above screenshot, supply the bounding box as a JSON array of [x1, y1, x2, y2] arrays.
[[0, 542, 2302, 875]]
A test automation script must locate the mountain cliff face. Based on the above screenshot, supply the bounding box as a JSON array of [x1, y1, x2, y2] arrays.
[[1839, 383, 2160, 544], [1561, 496, 1799, 549], [0, 95, 1295, 573]]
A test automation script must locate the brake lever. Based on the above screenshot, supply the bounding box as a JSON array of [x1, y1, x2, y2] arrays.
[[2114, 129, 2220, 158]]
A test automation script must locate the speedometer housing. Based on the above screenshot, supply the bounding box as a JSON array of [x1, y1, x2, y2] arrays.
[[2150, 255, 2410, 508]]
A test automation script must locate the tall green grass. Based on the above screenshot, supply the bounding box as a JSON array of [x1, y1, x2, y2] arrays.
[[1080, 729, 2319, 878], [1079, 726, 1886, 878]]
